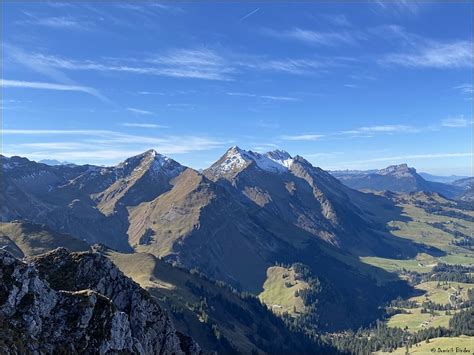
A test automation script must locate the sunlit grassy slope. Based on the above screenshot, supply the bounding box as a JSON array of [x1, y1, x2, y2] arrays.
[[105, 249, 312, 354], [374, 336, 473, 354], [360, 195, 474, 275], [258, 265, 309, 316], [386, 281, 473, 332]]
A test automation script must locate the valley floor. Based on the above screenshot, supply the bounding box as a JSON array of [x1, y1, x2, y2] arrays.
[[374, 336, 473, 355]]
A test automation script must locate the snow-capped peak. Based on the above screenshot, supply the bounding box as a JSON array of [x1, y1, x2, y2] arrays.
[[212, 146, 292, 174], [214, 146, 253, 173], [118, 149, 183, 177]]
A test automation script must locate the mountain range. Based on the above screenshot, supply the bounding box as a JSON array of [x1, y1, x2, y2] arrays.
[[38, 159, 74, 166], [2, 147, 471, 353], [330, 164, 467, 198], [418, 172, 470, 184]]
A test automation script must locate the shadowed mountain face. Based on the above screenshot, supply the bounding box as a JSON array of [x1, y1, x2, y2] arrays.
[[204, 147, 410, 255], [330, 164, 463, 198], [1, 148, 433, 330]]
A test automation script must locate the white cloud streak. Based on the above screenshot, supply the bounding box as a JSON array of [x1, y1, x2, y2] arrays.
[[1, 79, 101, 97], [3, 129, 228, 165], [240, 8, 259, 22], [20, 16, 87, 30], [226, 92, 300, 101], [4, 44, 111, 103], [382, 40, 472, 69], [120, 123, 167, 128], [262, 27, 361, 47], [453, 83, 473, 95], [281, 134, 325, 141], [335, 152, 473, 167], [441, 117, 470, 128], [126, 107, 153, 115], [21, 48, 234, 81]]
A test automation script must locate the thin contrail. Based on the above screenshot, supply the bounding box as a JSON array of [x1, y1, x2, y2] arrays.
[[240, 8, 259, 22]]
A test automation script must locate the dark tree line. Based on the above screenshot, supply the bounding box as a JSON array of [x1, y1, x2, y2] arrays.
[[328, 306, 474, 354]]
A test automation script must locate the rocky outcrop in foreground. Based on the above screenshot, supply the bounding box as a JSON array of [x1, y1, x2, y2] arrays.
[[0, 247, 201, 354]]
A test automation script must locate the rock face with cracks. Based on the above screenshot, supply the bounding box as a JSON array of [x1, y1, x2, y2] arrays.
[[0, 247, 201, 354]]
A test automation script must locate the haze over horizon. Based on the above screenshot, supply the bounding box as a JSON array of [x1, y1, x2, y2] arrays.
[[2, 1, 473, 175]]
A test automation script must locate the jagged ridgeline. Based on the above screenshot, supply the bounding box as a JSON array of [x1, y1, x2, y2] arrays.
[[1, 148, 469, 353], [0, 248, 201, 354]]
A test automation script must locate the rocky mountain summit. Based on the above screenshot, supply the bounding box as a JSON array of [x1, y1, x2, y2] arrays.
[[378, 163, 414, 177], [0, 247, 200, 354]]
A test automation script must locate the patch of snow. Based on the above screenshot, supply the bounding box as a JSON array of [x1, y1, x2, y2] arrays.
[[264, 150, 294, 169], [213, 146, 293, 174], [217, 146, 252, 173]]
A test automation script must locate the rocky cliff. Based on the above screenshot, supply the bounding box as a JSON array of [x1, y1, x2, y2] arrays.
[[0, 247, 201, 354]]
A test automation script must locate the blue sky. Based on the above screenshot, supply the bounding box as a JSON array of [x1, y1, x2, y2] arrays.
[[2, 1, 472, 175]]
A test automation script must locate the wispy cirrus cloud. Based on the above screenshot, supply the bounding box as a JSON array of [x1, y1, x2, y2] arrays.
[[12, 47, 234, 81], [441, 116, 471, 128], [319, 14, 351, 27], [373, 0, 421, 15], [226, 92, 300, 102], [281, 134, 325, 141], [3, 129, 116, 136], [453, 83, 473, 100], [282, 124, 420, 143], [262, 27, 362, 47], [18, 16, 88, 30], [286, 119, 468, 144], [120, 123, 167, 128], [343, 124, 419, 134], [244, 57, 335, 76], [126, 107, 153, 115], [382, 40, 472, 69], [4, 44, 111, 103], [453, 83, 473, 94], [1, 79, 107, 101], [3, 129, 228, 165], [7, 43, 352, 83], [331, 152, 473, 168]]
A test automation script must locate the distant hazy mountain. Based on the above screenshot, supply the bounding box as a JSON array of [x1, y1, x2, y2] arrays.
[[38, 159, 74, 166], [419, 172, 470, 183], [330, 164, 463, 198], [451, 177, 474, 202]]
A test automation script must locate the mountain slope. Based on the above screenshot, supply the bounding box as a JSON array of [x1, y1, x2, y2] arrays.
[[204, 148, 423, 256], [0, 151, 184, 251], [452, 177, 474, 202], [0, 248, 200, 354], [331, 164, 463, 198], [104, 247, 335, 354], [0, 221, 89, 257]]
